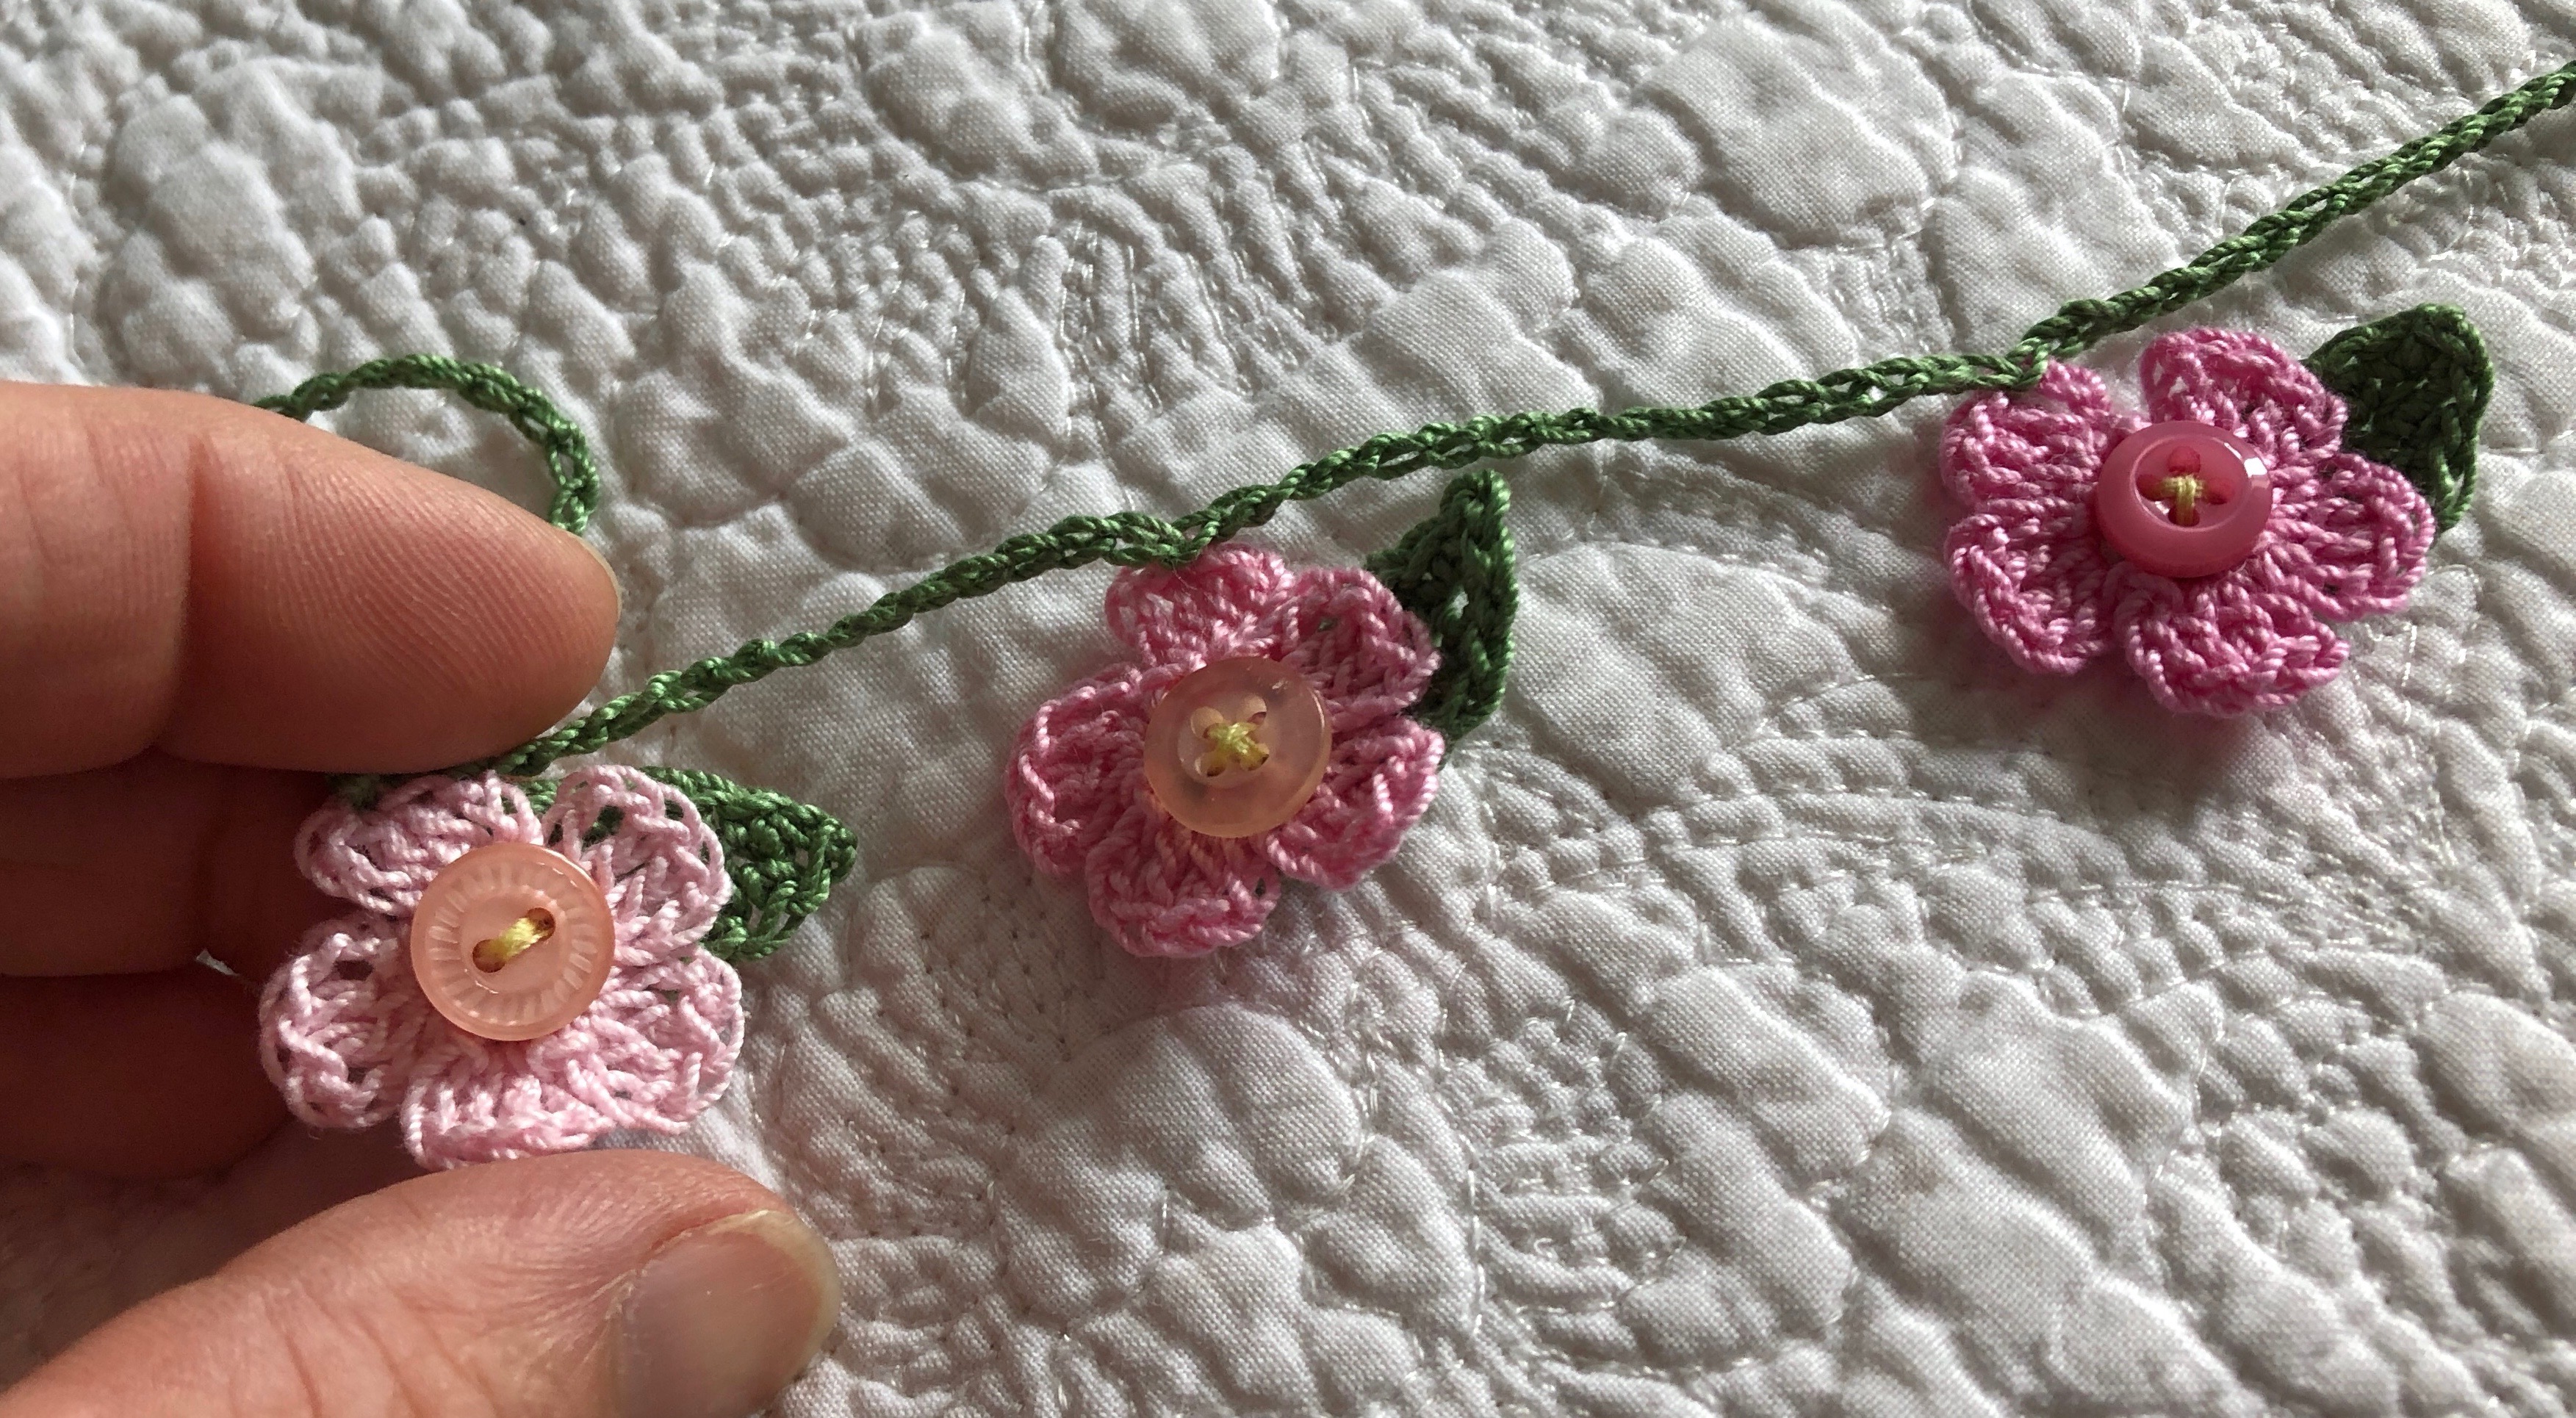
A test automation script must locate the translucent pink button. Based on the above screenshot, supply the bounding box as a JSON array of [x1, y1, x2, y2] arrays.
[[1141, 658, 1334, 838], [409, 843, 616, 1041], [2094, 421, 2274, 579]]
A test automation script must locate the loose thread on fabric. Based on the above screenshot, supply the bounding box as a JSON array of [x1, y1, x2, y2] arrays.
[[286, 58, 2571, 796]]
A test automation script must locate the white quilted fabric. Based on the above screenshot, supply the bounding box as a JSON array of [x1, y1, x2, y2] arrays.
[[5, 2, 2576, 1414]]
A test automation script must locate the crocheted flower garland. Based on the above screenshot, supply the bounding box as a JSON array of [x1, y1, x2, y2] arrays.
[[232, 62, 2561, 1165]]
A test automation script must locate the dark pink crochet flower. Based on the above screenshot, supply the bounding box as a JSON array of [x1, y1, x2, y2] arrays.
[[1944, 328, 2435, 715], [260, 767, 740, 1169], [1007, 544, 1444, 957]]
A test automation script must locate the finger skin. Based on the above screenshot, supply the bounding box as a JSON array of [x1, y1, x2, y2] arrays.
[[1, 1129, 423, 1375], [0, 755, 331, 977], [0, 382, 618, 777], [0, 756, 337, 1176], [0, 969, 284, 1178], [0, 1153, 836, 1418]]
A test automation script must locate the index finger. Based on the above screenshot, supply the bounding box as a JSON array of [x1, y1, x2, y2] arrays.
[[0, 381, 619, 776]]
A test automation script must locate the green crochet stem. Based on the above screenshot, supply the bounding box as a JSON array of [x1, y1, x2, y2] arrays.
[[292, 57, 2570, 792], [256, 353, 603, 536]]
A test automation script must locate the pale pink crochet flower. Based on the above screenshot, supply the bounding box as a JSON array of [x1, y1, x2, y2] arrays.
[[1008, 544, 1444, 957], [260, 766, 741, 1170], [1945, 328, 2435, 715]]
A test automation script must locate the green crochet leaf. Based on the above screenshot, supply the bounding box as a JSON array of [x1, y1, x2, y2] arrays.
[[1364, 467, 1518, 743], [522, 768, 857, 963], [2306, 304, 2493, 532], [643, 767, 857, 962]]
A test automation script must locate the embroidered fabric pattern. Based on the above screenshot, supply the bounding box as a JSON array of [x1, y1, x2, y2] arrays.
[[261, 767, 742, 1169]]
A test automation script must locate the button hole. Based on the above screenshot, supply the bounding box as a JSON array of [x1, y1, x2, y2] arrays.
[[472, 908, 556, 973], [1195, 715, 1273, 777]]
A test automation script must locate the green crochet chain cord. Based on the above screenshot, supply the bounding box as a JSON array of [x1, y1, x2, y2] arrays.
[[258, 57, 2575, 794]]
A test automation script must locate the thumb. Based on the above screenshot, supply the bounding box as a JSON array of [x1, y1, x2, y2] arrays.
[[0, 1151, 840, 1418]]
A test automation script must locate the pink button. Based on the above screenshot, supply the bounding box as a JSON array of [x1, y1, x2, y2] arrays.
[[1141, 658, 1334, 839], [2093, 421, 2274, 579], [409, 843, 617, 1041]]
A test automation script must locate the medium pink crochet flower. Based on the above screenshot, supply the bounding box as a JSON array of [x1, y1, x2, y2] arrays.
[[260, 766, 741, 1169], [1945, 328, 2435, 715], [1008, 543, 1444, 957]]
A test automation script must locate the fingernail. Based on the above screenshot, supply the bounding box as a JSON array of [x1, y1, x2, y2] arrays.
[[571, 531, 624, 614], [619, 1210, 840, 1418]]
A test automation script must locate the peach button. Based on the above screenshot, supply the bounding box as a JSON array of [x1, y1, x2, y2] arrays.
[[1141, 657, 1334, 838], [2094, 421, 2274, 579], [409, 843, 616, 1042]]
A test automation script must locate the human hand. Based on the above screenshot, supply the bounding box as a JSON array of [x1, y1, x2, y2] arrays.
[[0, 384, 838, 1417]]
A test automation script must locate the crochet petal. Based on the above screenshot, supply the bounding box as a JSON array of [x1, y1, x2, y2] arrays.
[[1266, 716, 1444, 889], [1105, 542, 1304, 664], [1946, 498, 2119, 674], [543, 766, 730, 957], [1273, 566, 1441, 729], [2251, 447, 2436, 620], [260, 913, 431, 1131], [298, 775, 542, 915], [1008, 663, 1173, 877], [2114, 571, 2350, 716], [398, 950, 744, 1169], [1941, 361, 2131, 508], [2139, 328, 2347, 481], [1080, 798, 1281, 958]]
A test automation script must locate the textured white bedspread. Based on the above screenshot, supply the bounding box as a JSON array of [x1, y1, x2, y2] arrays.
[[6, 1, 2576, 1414]]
